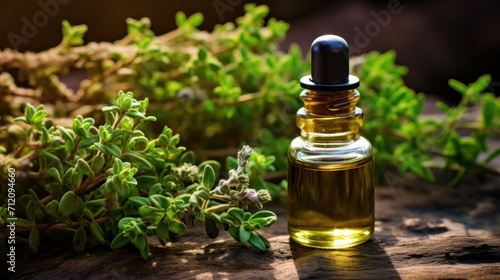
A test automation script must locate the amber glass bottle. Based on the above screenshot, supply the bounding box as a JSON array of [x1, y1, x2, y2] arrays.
[[288, 35, 374, 249]]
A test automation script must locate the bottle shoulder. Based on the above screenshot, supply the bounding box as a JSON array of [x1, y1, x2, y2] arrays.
[[288, 136, 373, 165]]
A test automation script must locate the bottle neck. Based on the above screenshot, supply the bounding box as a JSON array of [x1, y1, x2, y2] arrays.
[[296, 89, 363, 145]]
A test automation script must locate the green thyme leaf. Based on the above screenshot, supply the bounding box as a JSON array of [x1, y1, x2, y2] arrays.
[[156, 216, 169, 240], [129, 196, 152, 207], [169, 220, 187, 234], [149, 195, 170, 209], [227, 208, 244, 224], [29, 229, 40, 253], [59, 191, 77, 216], [75, 159, 92, 176], [73, 226, 86, 252], [90, 223, 106, 244], [110, 233, 129, 249], [202, 164, 215, 191], [204, 215, 219, 239], [239, 227, 251, 246], [248, 232, 266, 251]]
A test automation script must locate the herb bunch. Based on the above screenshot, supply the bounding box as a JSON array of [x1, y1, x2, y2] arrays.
[[0, 91, 276, 259], [0, 4, 303, 163], [354, 51, 500, 186]]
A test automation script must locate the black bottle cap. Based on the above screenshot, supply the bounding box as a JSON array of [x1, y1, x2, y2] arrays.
[[300, 35, 359, 91]]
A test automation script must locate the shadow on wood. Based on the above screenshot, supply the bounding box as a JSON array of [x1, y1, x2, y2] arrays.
[[290, 237, 401, 279]]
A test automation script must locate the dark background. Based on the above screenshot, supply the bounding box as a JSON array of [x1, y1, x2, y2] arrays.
[[1, 0, 499, 103]]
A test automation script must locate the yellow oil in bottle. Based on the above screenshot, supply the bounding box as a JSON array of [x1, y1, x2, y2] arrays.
[[288, 157, 374, 248], [288, 35, 374, 249]]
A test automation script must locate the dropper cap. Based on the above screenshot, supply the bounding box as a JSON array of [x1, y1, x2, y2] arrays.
[[300, 35, 359, 91]]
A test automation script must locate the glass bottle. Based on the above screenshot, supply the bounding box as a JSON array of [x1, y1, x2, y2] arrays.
[[288, 35, 374, 249]]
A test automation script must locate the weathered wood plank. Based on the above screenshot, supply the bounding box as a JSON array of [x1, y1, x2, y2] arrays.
[[6, 175, 500, 280]]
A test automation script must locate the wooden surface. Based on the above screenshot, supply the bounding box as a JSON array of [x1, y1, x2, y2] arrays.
[[4, 173, 500, 280]]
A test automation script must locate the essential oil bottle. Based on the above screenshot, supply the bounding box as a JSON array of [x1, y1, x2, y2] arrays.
[[288, 35, 374, 249]]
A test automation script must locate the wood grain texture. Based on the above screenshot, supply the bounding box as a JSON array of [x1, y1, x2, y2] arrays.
[[4, 174, 500, 280]]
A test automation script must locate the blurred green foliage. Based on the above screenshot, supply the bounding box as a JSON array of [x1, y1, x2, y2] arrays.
[[355, 52, 500, 186]]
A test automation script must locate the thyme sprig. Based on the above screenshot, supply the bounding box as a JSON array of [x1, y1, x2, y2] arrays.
[[0, 91, 276, 259]]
